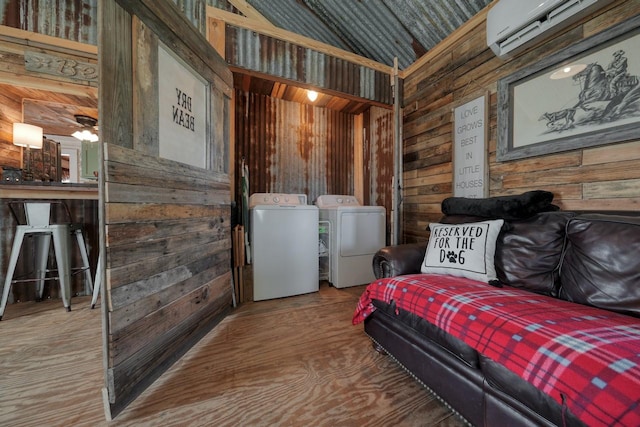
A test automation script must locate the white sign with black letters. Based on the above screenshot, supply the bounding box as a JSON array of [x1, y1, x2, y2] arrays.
[[158, 45, 207, 168], [453, 95, 488, 198]]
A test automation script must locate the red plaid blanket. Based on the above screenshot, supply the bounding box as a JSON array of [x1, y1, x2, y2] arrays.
[[353, 274, 640, 427]]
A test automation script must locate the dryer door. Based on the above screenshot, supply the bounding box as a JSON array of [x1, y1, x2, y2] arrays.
[[339, 211, 385, 257]]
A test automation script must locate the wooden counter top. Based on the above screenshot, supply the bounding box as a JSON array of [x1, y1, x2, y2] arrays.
[[0, 182, 99, 200]]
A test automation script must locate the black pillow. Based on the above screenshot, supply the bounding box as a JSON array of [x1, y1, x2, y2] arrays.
[[441, 191, 558, 220]]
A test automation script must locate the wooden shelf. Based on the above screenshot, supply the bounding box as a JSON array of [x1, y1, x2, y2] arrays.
[[0, 182, 99, 200]]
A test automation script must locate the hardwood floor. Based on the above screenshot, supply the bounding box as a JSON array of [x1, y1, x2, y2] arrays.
[[0, 283, 464, 426]]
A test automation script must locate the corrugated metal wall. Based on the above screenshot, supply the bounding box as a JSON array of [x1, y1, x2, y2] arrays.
[[234, 89, 353, 205], [243, 0, 491, 69], [226, 26, 392, 105], [0, 0, 215, 41], [0, 0, 97, 44], [365, 106, 393, 242]]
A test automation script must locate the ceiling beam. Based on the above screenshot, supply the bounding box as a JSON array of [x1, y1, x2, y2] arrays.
[[401, 2, 492, 79], [228, 65, 392, 110], [0, 70, 98, 98], [207, 6, 393, 75], [0, 24, 97, 55], [226, 0, 274, 26]]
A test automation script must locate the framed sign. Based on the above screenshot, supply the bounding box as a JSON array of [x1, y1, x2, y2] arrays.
[[497, 15, 640, 161], [158, 45, 208, 168], [453, 94, 488, 198]]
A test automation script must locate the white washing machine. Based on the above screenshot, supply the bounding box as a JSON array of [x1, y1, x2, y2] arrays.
[[316, 195, 386, 288], [250, 193, 319, 301]]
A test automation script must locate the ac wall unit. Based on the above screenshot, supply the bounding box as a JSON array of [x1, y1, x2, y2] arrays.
[[486, 0, 614, 58]]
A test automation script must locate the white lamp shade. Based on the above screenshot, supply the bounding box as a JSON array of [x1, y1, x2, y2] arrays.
[[13, 123, 43, 149], [307, 90, 318, 102]]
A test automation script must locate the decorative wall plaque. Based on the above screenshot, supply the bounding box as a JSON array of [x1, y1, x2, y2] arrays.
[[25, 51, 98, 83]]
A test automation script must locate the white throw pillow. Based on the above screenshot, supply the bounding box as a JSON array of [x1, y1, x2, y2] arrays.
[[421, 219, 504, 283]]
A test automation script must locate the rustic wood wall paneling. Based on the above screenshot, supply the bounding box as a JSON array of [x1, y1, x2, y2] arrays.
[[132, 18, 160, 156], [210, 85, 231, 174], [99, 1, 134, 150], [102, 142, 232, 415], [100, 0, 233, 418], [401, 0, 640, 243], [0, 86, 22, 166]]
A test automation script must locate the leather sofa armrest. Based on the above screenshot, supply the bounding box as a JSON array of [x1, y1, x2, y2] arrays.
[[373, 243, 427, 279]]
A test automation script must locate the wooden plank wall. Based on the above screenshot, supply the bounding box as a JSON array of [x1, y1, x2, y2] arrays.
[[103, 144, 232, 415], [100, 0, 233, 418], [402, 0, 640, 243]]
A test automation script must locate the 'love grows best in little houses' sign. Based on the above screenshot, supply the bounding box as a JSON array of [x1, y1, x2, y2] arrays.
[[453, 95, 488, 198]]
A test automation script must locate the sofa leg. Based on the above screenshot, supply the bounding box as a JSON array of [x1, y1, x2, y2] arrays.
[[372, 341, 388, 355]]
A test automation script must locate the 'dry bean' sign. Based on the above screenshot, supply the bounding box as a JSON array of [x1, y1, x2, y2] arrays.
[[158, 45, 207, 168]]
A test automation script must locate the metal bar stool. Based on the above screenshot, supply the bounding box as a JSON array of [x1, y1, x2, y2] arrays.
[[0, 201, 93, 320], [90, 250, 102, 309]]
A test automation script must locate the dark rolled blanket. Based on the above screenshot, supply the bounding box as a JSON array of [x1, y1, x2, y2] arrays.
[[441, 190, 558, 220]]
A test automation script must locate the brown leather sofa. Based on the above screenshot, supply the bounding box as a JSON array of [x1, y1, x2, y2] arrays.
[[364, 212, 640, 427]]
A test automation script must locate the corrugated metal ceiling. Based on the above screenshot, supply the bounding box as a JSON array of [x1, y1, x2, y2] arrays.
[[210, 0, 493, 70]]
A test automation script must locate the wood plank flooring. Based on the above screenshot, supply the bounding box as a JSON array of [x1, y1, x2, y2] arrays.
[[0, 283, 464, 426]]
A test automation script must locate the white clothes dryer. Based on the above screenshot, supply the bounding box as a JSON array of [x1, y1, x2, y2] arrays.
[[249, 193, 319, 301], [316, 195, 386, 288]]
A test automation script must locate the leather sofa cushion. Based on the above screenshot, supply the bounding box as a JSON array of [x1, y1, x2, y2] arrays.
[[373, 242, 426, 278], [495, 212, 574, 296], [559, 214, 640, 317], [443, 212, 574, 295], [371, 299, 480, 368], [480, 354, 585, 427]]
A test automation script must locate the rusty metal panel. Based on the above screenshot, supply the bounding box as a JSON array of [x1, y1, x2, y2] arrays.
[[226, 26, 391, 105], [243, 0, 492, 69], [234, 89, 353, 204], [365, 106, 393, 242], [0, 0, 215, 43], [0, 0, 97, 45], [368, 106, 393, 207], [172, 0, 206, 34]]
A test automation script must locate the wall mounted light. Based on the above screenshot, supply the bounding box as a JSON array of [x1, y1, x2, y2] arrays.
[[307, 90, 318, 102], [13, 123, 43, 149]]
